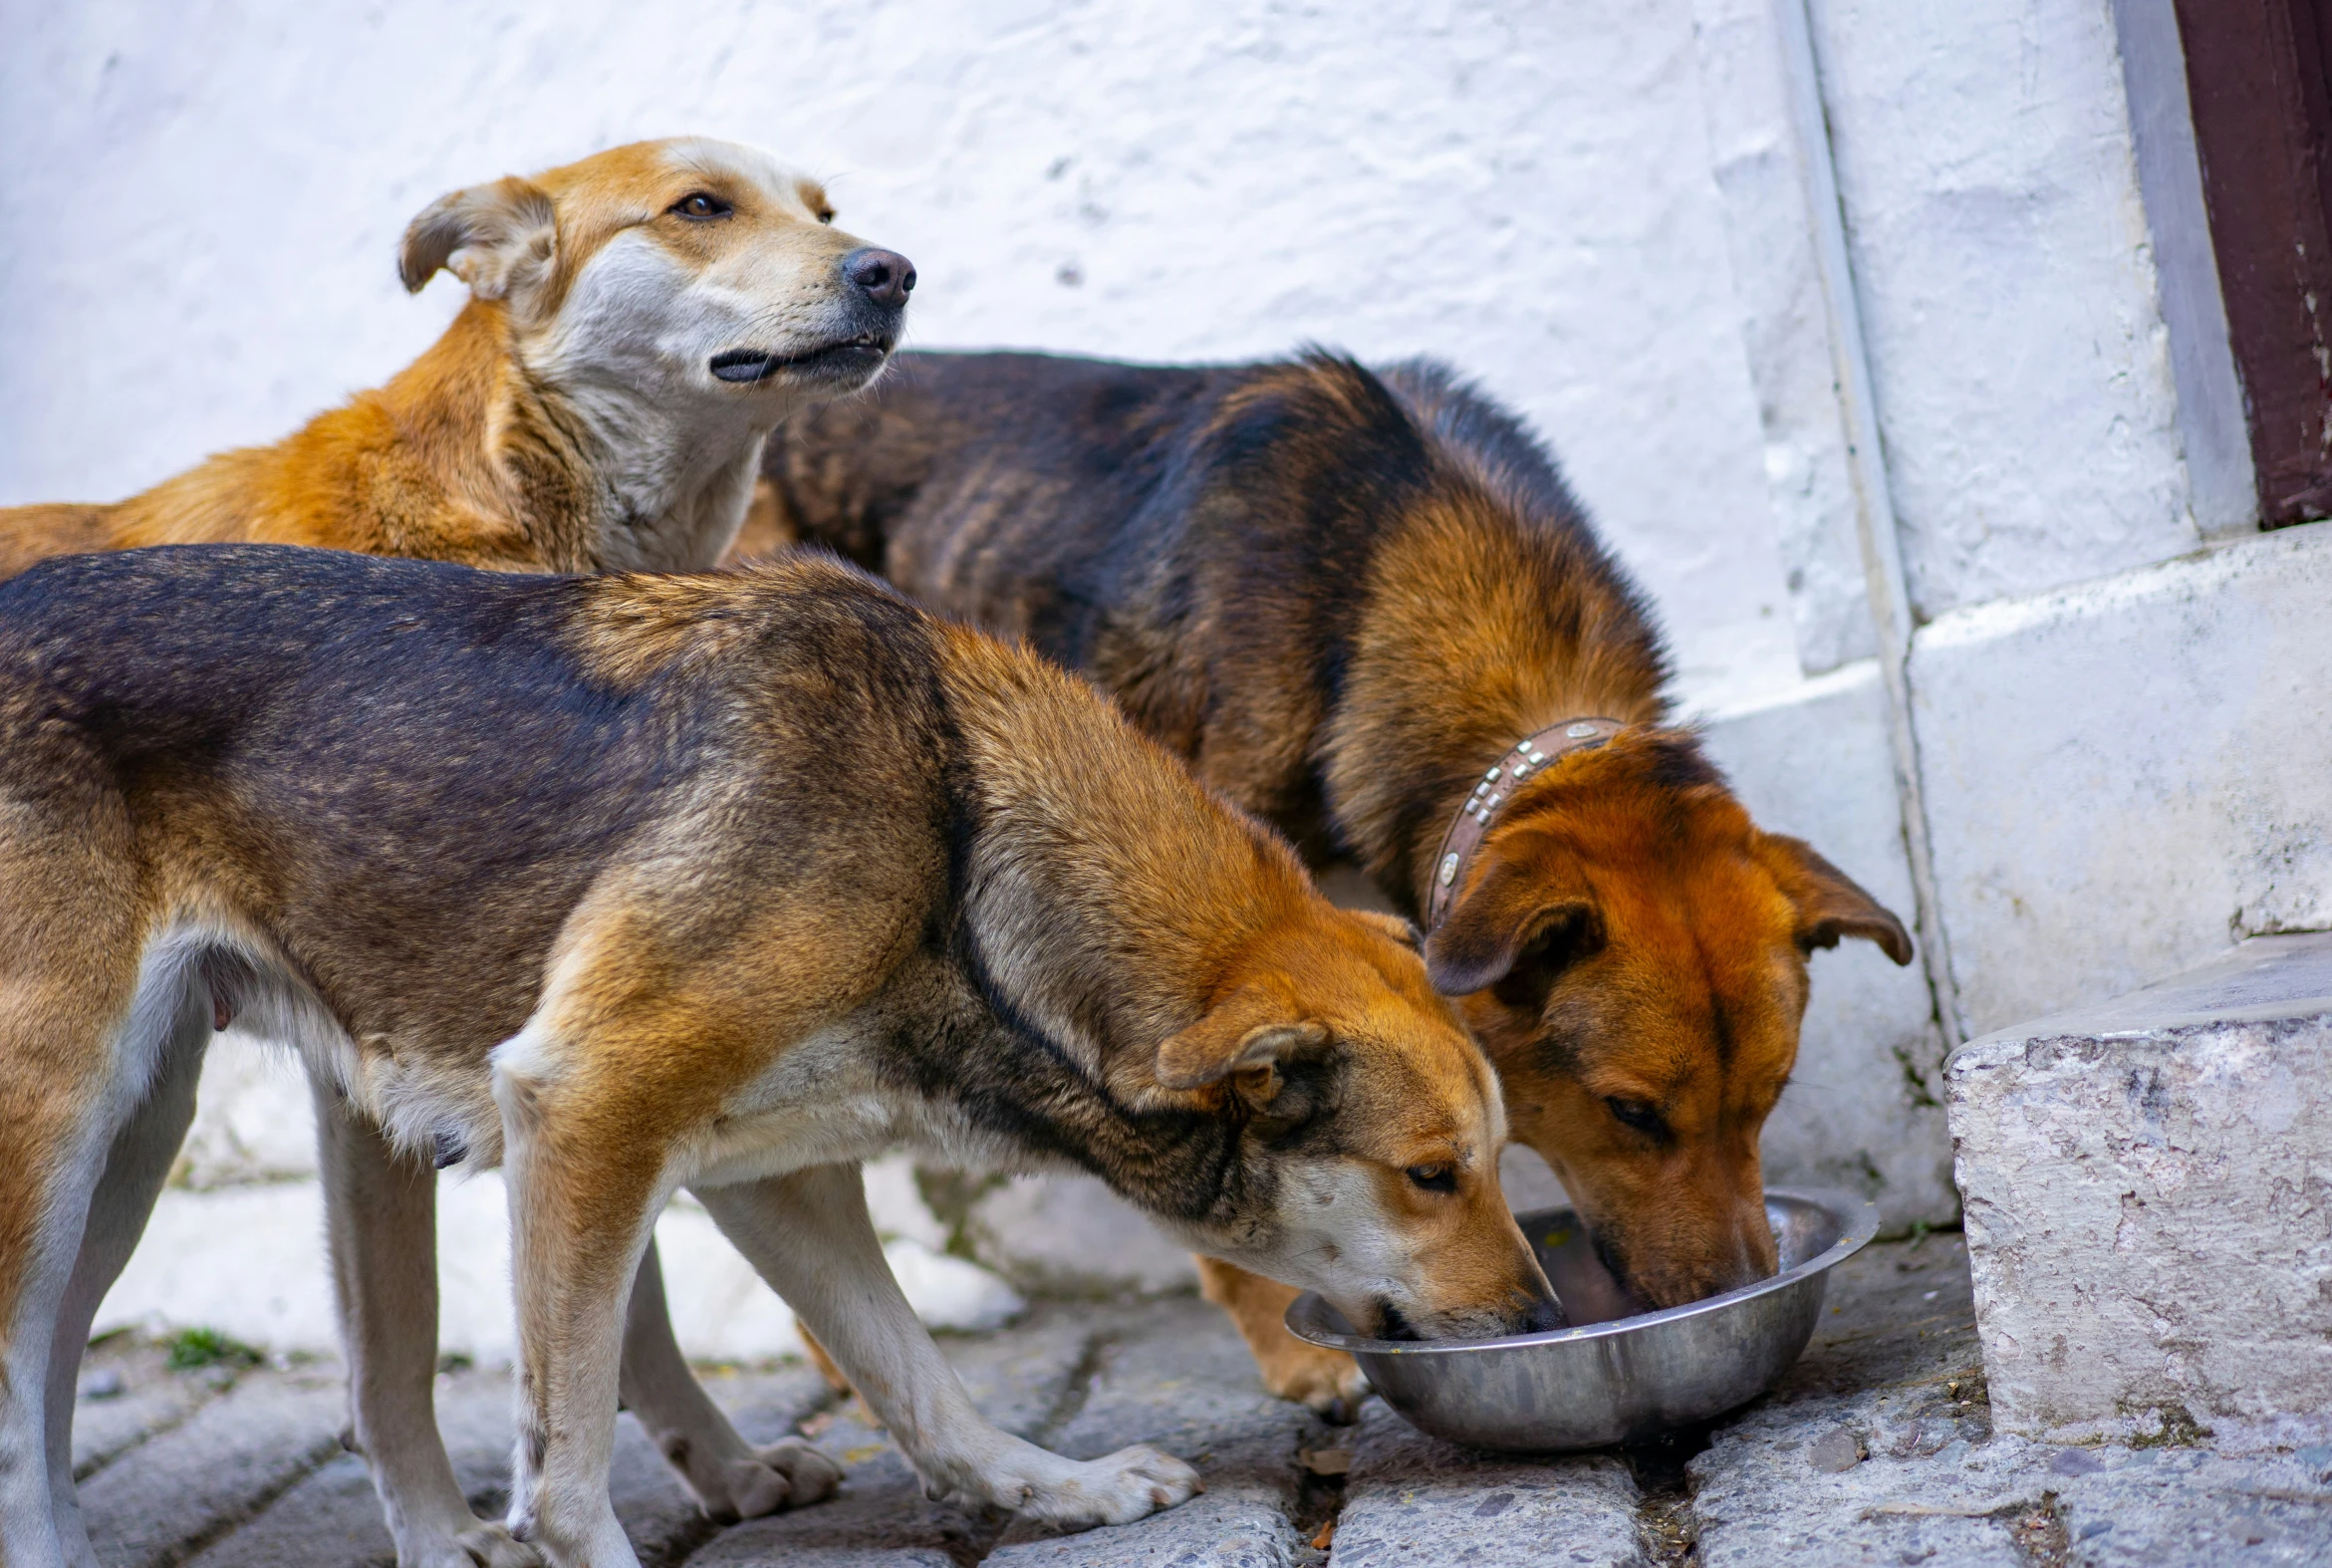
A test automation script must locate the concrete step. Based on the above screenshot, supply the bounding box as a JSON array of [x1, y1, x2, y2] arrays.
[[1945, 931, 2332, 1446]]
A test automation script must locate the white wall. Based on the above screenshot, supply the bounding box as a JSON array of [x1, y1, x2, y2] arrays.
[[1805, 0, 2201, 622], [0, 0, 1803, 712], [6, 0, 2325, 1326]]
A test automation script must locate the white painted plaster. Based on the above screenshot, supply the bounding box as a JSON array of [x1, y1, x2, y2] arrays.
[[99, 1158, 1018, 1364], [150, 1055, 1017, 1360], [961, 1173, 1201, 1299], [170, 1040, 317, 1189], [2110, 0, 2256, 537], [1701, 660, 1956, 1225], [1689, 0, 1878, 677], [1804, 0, 2202, 619], [16, 0, 2325, 1357], [0, 0, 1803, 714], [1948, 934, 2332, 1443], [1914, 523, 2332, 1036]]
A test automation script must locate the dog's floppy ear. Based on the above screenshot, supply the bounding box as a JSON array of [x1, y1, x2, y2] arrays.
[[1425, 858, 1604, 1006], [398, 176, 558, 307], [1756, 834, 1915, 965], [1155, 991, 1330, 1092]]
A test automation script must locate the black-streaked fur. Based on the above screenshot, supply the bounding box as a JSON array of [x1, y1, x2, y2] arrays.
[[1, 546, 1267, 1220], [758, 348, 1669, 894]]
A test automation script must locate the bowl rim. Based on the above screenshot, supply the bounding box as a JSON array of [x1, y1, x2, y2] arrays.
[[1283, 1184, 1882, 1358]]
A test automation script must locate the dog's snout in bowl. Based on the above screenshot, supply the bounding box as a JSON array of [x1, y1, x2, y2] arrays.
[[1516, 1293, 1567, 1335], [1368, 1269, 1562, 1341], [1287, 1188, 1880, 1452]]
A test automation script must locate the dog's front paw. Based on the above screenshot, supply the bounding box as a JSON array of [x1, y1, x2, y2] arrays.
[[1257, 1340, 1369, 1423], [688, 1437, 844, 1522], [452, 1519, 545, 1568], [977, 1442, 1202, 1531]]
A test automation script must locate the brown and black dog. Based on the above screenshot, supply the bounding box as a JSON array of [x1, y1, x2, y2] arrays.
[[0, 138, 924, 1565], [740, 349, 1916, 1411], [0, 544, 1554, 1568]]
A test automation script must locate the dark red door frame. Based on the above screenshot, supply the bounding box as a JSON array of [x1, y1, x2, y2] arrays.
[[2175, 0, 2332, 524]]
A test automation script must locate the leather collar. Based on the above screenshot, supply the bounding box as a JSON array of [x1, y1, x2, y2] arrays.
[[1424, 718, 1626, 931]]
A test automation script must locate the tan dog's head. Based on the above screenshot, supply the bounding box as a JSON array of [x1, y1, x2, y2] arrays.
[[399, 136, 911, 416], [1153, 907, 1561, 1341], [1422, 730, 1912, 1310]]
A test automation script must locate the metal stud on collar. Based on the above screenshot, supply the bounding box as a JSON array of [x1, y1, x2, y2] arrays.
[[1424, 717, 1627, 932]]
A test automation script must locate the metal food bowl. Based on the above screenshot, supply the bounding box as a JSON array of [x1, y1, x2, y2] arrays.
[[1284, 1186, 1879, 1451]]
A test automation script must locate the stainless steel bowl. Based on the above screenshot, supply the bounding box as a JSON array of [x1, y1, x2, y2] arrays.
[[1284, 1186, 1879, 1451]]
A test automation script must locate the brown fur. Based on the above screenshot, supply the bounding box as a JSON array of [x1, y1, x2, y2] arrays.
[[0, 545, 1552, 1567], [740, 349, 1915, 1404], [0, 137, 922, 1563], [1, 137, 901, 581]]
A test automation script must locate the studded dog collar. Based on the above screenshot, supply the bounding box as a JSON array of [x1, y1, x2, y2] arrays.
[[1424, 718, 1626, 931]]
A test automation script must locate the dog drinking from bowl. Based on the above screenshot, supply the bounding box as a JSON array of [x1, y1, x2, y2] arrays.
[[0, 543, 1559, 1568]]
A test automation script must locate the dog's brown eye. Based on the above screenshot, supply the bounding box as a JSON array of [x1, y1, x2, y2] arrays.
[[816, 209, 835, 225], [670, 192, 731, 220], [1406, 1164, 1457, 1194], [1605, 1097, 1669, 1140]]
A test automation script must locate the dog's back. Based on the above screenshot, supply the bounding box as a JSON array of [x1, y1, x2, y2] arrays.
[[754, 347, 1917, 1338], [0, 546, 957, 1066], [760, 349, 1667, 868]]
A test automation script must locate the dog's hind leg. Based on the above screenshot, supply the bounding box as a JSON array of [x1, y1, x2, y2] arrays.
[[42, 1002, 207, 1568], [617, 1240, 838, 1521], [315, 1081, 542, 1568], [695, 1165, 1201, 1532], [0, 832, 163, 1568]]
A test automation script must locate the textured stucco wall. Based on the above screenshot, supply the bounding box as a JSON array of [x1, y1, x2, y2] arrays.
[[7, 0, 2322, 1346], [1804, 0, 2201, 621], [1947, 934, 2332, 1444], [1916, 524, 2332, 1036], [0, 0, 1804, 712]]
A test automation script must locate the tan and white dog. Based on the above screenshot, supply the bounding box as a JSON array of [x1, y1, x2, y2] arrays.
[[0, 544, 1557, 1568], [0, 139, 923, 1566]]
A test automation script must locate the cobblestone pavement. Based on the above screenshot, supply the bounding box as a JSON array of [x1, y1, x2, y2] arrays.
[[70, 1234, 2332, 1567]]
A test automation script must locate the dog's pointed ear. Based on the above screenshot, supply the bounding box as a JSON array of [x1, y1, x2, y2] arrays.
[[1155, 993, 1330, 1092], [1424, 859, 1604, 1007], [398, 176, 558, 306], [1756, 834, 1915, 965]]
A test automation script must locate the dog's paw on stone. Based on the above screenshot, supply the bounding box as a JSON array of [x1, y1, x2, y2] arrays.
[[1260, 1341, 1369, 1423], [692, 1437, 843, 1520], [1006, 1443, 1203, 1530], [453, 1520, 544, 1568]]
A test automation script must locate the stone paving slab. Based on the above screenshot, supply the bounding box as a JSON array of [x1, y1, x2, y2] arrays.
[[692, 1311, 1098, 1567], [83, 1364, 348, 1568], [185, 1367, 514, 1568], [2047, 1444, 2332, 1567], [1327, 1402, 1645, 1568], [181, 1362, 835, 1568], [72, 1335, 226, 1481], [1684, 1231, 2024, 1566], [986, 1297, 1320, 1568], [70, 1232, 2332, 1568]]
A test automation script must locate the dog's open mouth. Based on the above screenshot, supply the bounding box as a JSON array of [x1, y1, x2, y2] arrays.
[[709, 337, 893, 385]]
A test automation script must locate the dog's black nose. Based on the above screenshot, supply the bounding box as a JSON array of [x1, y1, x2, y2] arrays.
[[1518, 1294, 1568, 1335], [843, 247, 915, 308]]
